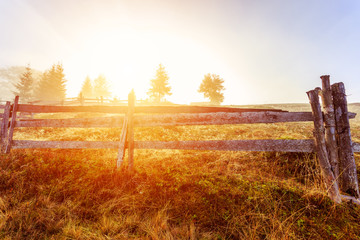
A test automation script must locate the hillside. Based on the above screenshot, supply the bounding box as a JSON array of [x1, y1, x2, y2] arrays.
[[1, 105, 360, 239]]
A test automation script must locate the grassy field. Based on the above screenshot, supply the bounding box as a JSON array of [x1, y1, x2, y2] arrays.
[[1, 104, 360, 239]]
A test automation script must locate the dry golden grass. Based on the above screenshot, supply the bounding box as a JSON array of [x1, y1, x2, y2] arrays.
[[1, 105, 360, 239]]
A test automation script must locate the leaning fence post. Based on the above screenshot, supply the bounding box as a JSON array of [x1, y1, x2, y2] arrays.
[[320, 75, 340, 180], [5, 96, 19, 154], [1, 101, 11, 153], [307, 89, 341, 203], [332, 82, 359, 198], [127, 90, 135, 171]]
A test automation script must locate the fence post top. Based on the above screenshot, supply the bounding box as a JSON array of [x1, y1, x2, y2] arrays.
[[128, 90, 136, 102], [320, 75, 330, 80]]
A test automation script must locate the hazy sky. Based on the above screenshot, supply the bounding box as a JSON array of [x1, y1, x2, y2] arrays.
[[1, 0, 360, 104]]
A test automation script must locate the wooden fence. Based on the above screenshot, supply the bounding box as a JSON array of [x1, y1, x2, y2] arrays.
[[0, 76, 359, 203]]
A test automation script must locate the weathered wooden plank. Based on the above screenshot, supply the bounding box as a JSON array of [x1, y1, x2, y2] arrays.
[[135, 111, 355, 127], [332, 82, 360, 198], [11, 140, 360, 152], [0, 105, 5, 109], [15, 111, 356, 128], [0, 113, 3, 118], [12, 140, 120, 149], [12, 139, 315, 152], [320, 75, 340, 180], [128, 91, 135, 171], [16, 112, 312, 128], [307, 89, 341, 203], [117, 117, 128, 168], [5, 96, 19, 154], [17, 104, 287, 114], [0, 101, 11, 153], [134, 139, 316, 152]]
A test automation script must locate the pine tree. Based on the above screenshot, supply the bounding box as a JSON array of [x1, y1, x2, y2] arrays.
[[34, 68, 52, 101], [93, 74, 111, 98], [13, 64, 34, 102], [53, 63, 67, 100], [80, 76, 93, 98], [198, 73, 225, 105], [35, 63, 67, 101], [147, 64, 172, 102]]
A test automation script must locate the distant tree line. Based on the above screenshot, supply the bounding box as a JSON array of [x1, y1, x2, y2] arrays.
[[13, 65, 34, 102], [14, 63, 66, 102], [14, 63, 225, 104], [79, 74, 111, 99], [14, 64, 113, 103], [36, 64, 67, 101]]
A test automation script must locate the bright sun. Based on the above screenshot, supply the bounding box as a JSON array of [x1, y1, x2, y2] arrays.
[[70, 29, 172, 100], [66, 27, 231, 103]]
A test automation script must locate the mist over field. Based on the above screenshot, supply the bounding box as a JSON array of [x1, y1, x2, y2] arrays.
[[2, 0, 360, 239]]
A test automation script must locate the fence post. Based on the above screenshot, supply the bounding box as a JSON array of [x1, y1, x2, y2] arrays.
[[127, 90, 135, 171], [1, 101, 11, 153], [117, 117, 128, 168], [320, 75, 340, 180], [79, 92, 84, 106], [5, 96, 19, 154], [307, 89, 341, 203], [332, 82, 360, 198]]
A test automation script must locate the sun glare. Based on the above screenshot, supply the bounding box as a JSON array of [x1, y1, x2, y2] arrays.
[[69, 29, 163, 100], [66, 27, 225, 102]]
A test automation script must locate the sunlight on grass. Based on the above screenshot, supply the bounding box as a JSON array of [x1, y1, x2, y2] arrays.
[[1, 114, 360, 238]]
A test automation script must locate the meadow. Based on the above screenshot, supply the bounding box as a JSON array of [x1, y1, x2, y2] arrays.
[[1, 104, 360, 239]]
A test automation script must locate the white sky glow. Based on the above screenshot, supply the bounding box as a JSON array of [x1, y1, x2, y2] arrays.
[[1, 0, 360, 104]]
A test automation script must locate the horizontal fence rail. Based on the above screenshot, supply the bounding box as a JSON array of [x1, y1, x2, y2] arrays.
[[11, 139, 315, 152], [12, 112, 358, 128], [16, 104, 286, 114], [9, 139, 360, 153]]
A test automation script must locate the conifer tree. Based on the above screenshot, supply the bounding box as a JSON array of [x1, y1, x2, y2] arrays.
[[13, 64, 34, 102], [35, 63, 67, 101], [80, 76, 93, 98], [147, 64, 172, 102], [54, 63, 67, 100], [93, 74, 111, 98]]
